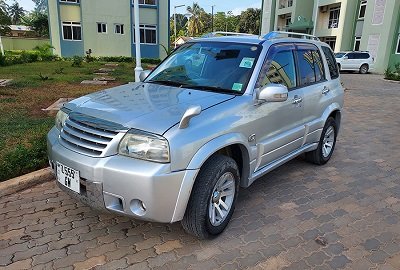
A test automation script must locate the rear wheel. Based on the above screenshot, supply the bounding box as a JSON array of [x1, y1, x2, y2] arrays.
[[306, 117, 337, 165], [181, 155, 240, 239], [359, 64, 369, 74]]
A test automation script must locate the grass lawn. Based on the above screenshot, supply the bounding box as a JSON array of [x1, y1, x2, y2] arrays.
[[0, 60, 151, 181]]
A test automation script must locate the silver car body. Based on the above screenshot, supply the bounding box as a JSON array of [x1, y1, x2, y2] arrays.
[[47, 35, 344, 223]]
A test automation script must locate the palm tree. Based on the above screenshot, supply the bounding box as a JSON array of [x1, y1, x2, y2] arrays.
[[0, 0, 7, 13], [8, 1, 25, 25], [186, 3, 204, 36]]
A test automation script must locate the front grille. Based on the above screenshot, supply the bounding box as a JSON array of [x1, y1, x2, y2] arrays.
[[60, 117, 119, 157]]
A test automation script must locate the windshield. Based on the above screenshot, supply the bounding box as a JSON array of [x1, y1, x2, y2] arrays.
[[335, 52, 346, 58], [145, 42, 262, 94]]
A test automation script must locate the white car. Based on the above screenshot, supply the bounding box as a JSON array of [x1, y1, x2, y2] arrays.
[[335, 51, 374, 74]]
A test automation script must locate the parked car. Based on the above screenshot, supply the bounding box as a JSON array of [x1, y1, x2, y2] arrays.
[[335, 51, 374, 74], [48, 31, 344, 239]]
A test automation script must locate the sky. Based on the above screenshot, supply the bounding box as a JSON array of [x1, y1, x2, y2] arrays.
[[15, 0, 263, 15]]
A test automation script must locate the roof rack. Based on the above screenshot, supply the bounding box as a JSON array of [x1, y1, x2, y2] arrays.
[[263, 31, 320, 41], [202, 31, 254, 38]]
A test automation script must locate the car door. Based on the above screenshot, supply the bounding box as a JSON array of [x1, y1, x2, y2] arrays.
[[297, 44, 333, 144], [250, 43, 305, 172]]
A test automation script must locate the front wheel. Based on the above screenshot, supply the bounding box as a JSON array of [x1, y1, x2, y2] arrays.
[[306, 117, 337, 165], [181, 155, 240, 239]]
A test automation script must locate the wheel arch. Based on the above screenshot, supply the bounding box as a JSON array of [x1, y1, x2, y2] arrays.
[[171, 133, 251, 222]]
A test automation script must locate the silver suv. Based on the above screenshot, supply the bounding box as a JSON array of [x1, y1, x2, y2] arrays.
[[48, 31, 344, 239]]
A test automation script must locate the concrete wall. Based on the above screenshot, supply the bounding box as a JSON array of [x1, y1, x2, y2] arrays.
[[2, 37, 50, 51], [261, 0, 276, 35], [48, 0, 61, 55], [361, 0, 400, 73], [81, 0, 132, 57]]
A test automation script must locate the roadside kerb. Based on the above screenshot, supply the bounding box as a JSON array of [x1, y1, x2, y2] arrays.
[[0, 167, 53, 197]]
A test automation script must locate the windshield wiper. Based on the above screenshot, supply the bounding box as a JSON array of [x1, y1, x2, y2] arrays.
[[147, 80, 188, 87], [184, 85, 236, 94]]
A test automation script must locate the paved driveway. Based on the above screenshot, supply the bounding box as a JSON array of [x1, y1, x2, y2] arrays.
[[1, 74, 400, 270]]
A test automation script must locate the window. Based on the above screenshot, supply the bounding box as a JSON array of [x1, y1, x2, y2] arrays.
[[296, 44, 326, 86], [321, 46, 339, 79], [346, 53, 356, 59], [60, 0, 80, 3], [137, 0, 157, 5], [354, 37, 361, 51], [359, 0, 367, 19], [115, 24, 124, 35], [62, 22, 82, 41], [288, 0, 293, 7], [396, 35, 400, 54], [134, 24, 157, 44], [257, 44, 297, 89], [324, 37, 336, 51], [285, 16, 291, 27], [328, 7, 340, 28], [97, 23, 107, 33]]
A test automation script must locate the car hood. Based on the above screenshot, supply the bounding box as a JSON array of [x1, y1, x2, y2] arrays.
[[64, 82, 235, 135]]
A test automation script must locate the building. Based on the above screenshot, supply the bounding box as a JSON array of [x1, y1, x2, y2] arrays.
[[9, 25, 35, 37], [261, 0, 400, 73], [174, 36, 194, 47], [48, 0, 170, 59]]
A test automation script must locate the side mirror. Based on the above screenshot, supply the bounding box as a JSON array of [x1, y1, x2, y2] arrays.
[[139, 70, 151, 82], [257, 84, 288, 103], [343, 56, 348, 60]]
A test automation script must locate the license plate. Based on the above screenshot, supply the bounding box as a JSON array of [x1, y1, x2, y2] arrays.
[[56, 162, 80, 193]]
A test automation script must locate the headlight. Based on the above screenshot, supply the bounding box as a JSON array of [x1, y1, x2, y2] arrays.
[[55, 109, 68, 130], [118, 130, 170, 163]]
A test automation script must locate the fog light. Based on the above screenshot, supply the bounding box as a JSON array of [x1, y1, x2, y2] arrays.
[[130, 199, 146, 216]]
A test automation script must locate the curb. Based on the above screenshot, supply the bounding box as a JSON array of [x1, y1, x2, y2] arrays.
[[382, 78, 400, 84], [0, 168, 54, 197]]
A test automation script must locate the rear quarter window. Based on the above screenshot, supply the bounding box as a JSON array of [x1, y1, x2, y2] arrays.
[[321, 46, 340, 79]]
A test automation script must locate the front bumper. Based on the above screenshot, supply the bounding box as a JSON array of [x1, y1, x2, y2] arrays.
[[47, 127, 198, 223]]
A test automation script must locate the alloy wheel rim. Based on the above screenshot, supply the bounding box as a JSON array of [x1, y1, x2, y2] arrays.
[[208, 172, 235, 227], [322, 126, 335, 158]]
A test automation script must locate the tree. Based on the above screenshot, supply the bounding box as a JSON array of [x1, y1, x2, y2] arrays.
[[32, 0, 47, 13], [25, 11, 49, 37], [8, 1, 25, 25], [186, 2, 204, 36], [0, 0, 10, 35], [236, 8, 261, 35]]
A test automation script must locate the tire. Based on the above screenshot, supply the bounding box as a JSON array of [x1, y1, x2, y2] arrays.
[[181, 154, 240, 239], [359, 64, 369, 74], [306, 117, 337, 165]]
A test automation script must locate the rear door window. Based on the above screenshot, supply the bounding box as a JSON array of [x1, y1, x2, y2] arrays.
[[321, 46, 339, 79], [295, 44, 326, 87]]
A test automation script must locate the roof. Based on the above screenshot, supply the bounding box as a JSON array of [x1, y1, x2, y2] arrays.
[[177, 36, 194, 42], [10, 25, 33, 31]]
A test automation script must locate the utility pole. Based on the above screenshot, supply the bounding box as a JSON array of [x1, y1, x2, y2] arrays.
[[133, 0, 143, 82], [211, 5, 216, 32], [174, 4, 185, 48]]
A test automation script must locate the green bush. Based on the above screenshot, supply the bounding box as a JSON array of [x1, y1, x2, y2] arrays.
[[0, 133, 49, 181], [384, 63, 400, 81], [71, 56, 84, 67]]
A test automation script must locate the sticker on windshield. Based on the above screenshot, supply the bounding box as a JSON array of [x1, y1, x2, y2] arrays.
[[239, 57, 255, 69], [232, 83, 243, 91]]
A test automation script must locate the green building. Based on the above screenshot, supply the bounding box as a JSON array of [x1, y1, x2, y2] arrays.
[[261, 0, 400, 73], [48, 0, 170, 59]]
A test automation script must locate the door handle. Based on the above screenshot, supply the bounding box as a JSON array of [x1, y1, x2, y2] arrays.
[[292, 96, 303, 104], [322, 86, 330, 95]]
